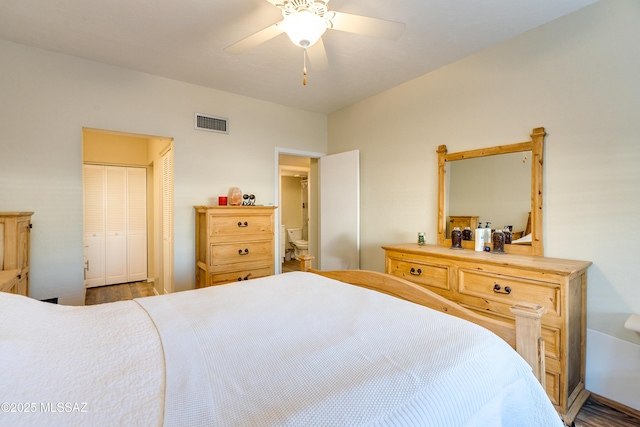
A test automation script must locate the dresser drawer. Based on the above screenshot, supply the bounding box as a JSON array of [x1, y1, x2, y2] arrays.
[[382, 244, 591, 423], [387, 258, 450, 291], [462, 304, 562, 361], [209, 214, 273, 243], [210, 241, 273, 269], [210, 266, 273, 286], [545, 371, 561, 405], [459, 269, 560, 317]]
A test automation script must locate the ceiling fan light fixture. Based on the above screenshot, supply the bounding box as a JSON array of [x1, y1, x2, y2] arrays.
[[282, 10, 327, 48]]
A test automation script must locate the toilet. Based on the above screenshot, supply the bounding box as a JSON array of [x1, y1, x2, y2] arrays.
[[286, 228, 308, 260]]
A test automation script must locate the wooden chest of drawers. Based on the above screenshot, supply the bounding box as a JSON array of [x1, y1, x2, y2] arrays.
[[383, 243, 591, 424], [1, 212, 32, 296], [195, 206, 276, 287]]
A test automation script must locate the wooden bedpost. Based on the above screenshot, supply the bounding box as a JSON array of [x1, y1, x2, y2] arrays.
[[510, 303, 547, 387], [298, 255, 314, 272]]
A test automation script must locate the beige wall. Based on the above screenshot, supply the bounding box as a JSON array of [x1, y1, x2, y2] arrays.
[[329, 0, 640, 346], [0, 39, 327, 304], [329, 1, 640, 404]]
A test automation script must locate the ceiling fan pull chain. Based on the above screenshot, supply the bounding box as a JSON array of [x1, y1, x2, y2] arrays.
[[302, 49, 308, 85]]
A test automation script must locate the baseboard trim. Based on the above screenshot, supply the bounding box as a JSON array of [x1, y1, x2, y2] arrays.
[[590, 393, 640, 420]]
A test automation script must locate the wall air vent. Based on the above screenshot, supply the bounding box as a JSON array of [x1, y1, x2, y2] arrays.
[[195, 113, 228, 134]]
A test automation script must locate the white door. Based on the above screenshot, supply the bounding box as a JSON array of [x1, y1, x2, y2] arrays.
[[105, 166, 127, 285], [84, 165, 148, 287], [319, 150, 360, 270], [161, 148, 174, 293], [83, 165, 106, 287], [127, 167, 147, 282]]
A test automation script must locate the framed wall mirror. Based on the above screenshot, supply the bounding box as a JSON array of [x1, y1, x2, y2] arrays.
[[437, 127, 546, 256]]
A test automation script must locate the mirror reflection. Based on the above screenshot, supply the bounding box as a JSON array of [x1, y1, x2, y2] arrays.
[[446, 151, 531, 243]]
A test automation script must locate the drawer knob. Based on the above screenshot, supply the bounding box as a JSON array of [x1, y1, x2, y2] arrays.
[[238, 248, 249, 255], [410, 267, 422, 276], [493, 284, 512, 294], [237, 221, 249, 227], [237, 273, 252, 281]]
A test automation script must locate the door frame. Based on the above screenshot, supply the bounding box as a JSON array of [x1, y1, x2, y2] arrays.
[[82, 128, 174, 294], [275, 147, 324, 274]]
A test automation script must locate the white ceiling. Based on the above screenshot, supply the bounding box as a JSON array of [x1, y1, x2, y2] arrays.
[[0, 0, 597, 114]]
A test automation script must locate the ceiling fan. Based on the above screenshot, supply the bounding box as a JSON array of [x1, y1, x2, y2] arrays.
[[224, 0, 405, 77]]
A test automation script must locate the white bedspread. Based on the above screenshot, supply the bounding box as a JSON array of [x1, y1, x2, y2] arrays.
[[138, 272, 562, 427], [0, 292, 164, 427], [0, 272, 562, 426]]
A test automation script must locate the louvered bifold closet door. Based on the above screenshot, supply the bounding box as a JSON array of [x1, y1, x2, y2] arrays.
[[83, 165, 106, 287], [162, 149, 174, 293], [105, 166, 128, 285], [127, 167, 147, 282]]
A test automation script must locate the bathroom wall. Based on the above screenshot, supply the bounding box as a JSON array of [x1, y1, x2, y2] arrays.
[[281, 176, 303, 234]]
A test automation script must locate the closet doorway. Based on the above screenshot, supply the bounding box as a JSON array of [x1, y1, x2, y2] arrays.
[[82, 128, 174, 295]]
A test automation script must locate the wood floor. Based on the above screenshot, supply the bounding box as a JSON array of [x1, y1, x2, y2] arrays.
[[85, 281, 155, 305], [575, 397, 640, 427], [282, 259, 301, 273], [85, 279, 638, 426]]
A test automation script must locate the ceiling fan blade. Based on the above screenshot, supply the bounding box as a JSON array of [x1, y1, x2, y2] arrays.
[[306, 38, 329, 71], [328, 11, 405, 40], [224, 22, 284, 55]]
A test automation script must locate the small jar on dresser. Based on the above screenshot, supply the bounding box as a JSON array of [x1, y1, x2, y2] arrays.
[[195, 206, 276, 287], [382, 243, 591, 424]]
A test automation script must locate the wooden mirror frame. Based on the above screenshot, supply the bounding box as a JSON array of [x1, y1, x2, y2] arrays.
[[437, 127, 546, 257]]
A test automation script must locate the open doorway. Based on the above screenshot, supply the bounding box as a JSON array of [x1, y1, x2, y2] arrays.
[[276, 148, 360, 273], [276, 150, 322, 273], [82, 128, 174, 296], [279, 159, 310, 273]]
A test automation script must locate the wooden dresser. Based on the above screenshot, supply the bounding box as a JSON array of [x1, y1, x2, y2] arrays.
[[195, 206, 276, 287], [0, 212, 33, 296], [383, 243, 591, 424]]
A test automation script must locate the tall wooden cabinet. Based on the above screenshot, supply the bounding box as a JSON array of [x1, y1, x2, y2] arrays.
[[0, 212, 33, 296], [195, 206, 276, 287], [83, 165, 147, 287], [383, 243, 591, 425]]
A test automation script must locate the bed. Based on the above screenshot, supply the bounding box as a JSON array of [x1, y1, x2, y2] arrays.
[[0, 260, 562, 427]]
